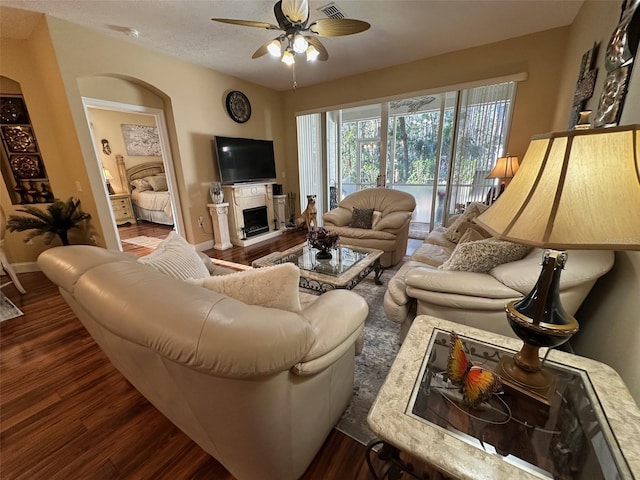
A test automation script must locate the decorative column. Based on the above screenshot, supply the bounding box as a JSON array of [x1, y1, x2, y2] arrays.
[[274, 194, 287, 230], [207, 203, 232, 251]]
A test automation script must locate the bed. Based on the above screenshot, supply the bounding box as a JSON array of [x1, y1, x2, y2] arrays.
[[118, 156, 174, 226]]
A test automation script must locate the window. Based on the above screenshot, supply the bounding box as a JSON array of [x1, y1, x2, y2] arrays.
[[296, 79, 518, 229]]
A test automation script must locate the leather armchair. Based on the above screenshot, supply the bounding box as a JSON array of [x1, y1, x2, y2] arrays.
[[323, 188, 416, 267], [38, 245, 368, 480]]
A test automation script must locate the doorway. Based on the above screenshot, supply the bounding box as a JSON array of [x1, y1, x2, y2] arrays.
[[81, 98, 183, 250]]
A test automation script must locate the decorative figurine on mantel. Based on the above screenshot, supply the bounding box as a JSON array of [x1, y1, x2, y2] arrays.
[[307, 227, 339, 259]]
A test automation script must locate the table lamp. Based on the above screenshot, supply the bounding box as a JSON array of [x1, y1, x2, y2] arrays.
[[486, 154, 520, 202], [487, 154, 520, 187], [475, 124, 640, 404], [103, 167, 115, 195]]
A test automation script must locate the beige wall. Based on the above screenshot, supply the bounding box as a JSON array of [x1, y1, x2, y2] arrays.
[[554, 1, 640, 403], [1, 18, 101, 263]]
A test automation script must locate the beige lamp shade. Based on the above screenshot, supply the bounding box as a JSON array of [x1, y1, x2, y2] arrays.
[[102, 167, 114, 181], [486, 154, 520, 179], [476, 124, 640, 250]]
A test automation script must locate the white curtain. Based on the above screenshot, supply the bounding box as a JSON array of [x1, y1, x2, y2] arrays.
[[448, 82, 516, 211], [296, 113, 324, 219]]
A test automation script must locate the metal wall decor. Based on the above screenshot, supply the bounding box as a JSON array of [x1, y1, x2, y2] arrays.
[[594, 0, 640, 127], [0, 94, 54, 204], [567, 43, 599, 129]]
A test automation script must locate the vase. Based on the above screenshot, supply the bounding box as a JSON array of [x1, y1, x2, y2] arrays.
[[210, 182, 224, 204], [316, 245, 333, 260]]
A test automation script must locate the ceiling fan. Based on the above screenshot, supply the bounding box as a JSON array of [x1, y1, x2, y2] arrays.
[[211, 0, 370, 65]]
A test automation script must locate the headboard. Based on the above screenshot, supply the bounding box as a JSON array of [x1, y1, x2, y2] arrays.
[[117, 155, 165, 194]]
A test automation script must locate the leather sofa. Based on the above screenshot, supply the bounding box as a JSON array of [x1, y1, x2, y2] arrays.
[[323, 188, 416, 267], [38, 245, 368, 480], [384, 223, 615, 340]]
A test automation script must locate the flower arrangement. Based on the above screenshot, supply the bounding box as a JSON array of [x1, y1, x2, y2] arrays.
[[307, 227, 339, 259]]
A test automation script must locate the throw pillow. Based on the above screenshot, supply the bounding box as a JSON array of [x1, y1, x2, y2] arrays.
[[457, 225, 490, 244], [188, 263, 302, 312], [147, 175, 168, 191], [443, 203, 489, 243], [439, 238, 532, 273], [130, 178, 152, 191], [350, 207, 375, 229], [138, 231, 210, 280]]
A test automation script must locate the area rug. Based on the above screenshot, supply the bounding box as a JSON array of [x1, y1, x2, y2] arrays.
[[335, 261, 403, 445], [0, 293, 24, 322], [121, 235, 164, 249]]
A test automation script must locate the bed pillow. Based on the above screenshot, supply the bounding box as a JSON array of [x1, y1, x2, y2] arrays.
[[439, 238, 532, 273], [350, 207, 375, 229], [130, 178, 152, 192], [147, 175, 168, 192], [138, 231, 210, 280], [188, 263, 302, 312]]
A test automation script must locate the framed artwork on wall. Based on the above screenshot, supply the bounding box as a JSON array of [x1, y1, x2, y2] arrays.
[[121, 124, 162, 156]]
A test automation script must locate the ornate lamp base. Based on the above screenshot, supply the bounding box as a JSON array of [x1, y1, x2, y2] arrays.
[[497, 354, 557, 405]]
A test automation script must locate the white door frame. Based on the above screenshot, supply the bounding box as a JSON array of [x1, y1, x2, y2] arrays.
[[81, 97, 183, 249]]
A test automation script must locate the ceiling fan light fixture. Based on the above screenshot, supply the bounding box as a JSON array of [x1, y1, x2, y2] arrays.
[[306, 44, 320, 61], [281, 49, 295, 65], [292, 33, 308, 54], [267, 39, 282, 57]]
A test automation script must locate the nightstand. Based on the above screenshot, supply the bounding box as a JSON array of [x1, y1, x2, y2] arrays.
[[110, 193, 136, 225]]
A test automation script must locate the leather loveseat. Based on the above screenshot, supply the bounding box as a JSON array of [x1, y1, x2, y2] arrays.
[[323, 188, 416, 267], [384, 220, 615, 340], [38, 245, 368, 480]]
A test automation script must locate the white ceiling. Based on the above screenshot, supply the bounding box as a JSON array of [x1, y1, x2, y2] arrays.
[[0, 1, 584, 91]]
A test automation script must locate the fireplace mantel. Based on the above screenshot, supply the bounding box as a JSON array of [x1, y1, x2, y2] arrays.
[[222, 182, 282, 247]]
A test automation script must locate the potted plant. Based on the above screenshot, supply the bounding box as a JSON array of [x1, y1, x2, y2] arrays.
[[6, 197, 91, 246]]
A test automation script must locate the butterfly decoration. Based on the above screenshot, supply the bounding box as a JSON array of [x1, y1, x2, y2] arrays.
[[447, 331, 502, 408]]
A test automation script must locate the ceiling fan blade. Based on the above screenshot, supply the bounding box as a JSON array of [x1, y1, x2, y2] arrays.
[[309, 18, 371, 37], [281, 0, 309, 24], [252, 39, 274, 59], [211, 18, 280, 30], [306, 36, 329, 61]]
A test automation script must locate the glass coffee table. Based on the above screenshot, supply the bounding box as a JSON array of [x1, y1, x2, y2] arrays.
[[367, 316, 640, 479], [253, 242, 384, 293]]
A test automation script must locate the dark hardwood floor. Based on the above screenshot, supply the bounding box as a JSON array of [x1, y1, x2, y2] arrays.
[[1, 221, 406, 479]]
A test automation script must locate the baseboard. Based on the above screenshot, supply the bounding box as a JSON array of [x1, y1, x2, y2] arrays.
[[12, 262, 40, 273], [195, 239, 214, 252]]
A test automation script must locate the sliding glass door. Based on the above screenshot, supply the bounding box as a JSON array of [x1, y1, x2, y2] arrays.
[[297, 80, 517, 229]]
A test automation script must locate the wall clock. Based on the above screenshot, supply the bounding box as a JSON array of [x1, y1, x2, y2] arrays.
[[225, 91, 251, 123]]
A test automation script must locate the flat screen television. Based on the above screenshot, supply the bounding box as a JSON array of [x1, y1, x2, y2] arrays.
[[212, 136, 277, 185]]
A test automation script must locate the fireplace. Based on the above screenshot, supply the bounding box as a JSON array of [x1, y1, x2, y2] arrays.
[[243, 206, 269, 238]]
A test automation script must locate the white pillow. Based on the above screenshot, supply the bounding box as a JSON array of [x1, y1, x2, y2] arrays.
[[138, 231, 210, 280], [130, 178, 152, 191], [188, 263, 302, 312]]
